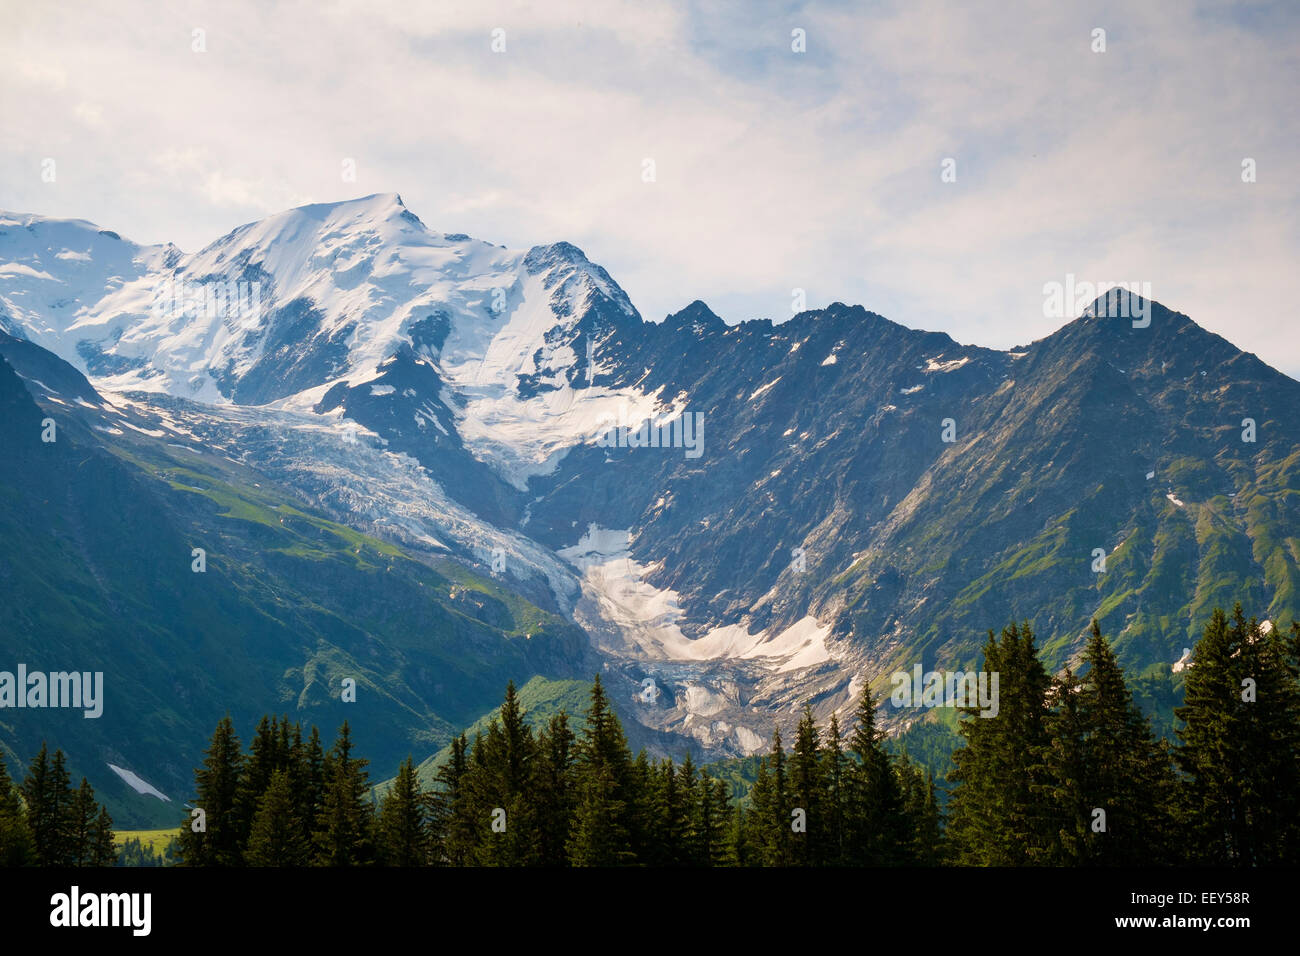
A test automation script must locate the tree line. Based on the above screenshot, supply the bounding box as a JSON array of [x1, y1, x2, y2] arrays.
[[174, 602, 1291, 866], [3, 601, 1295, 866], [166, 672, 943, 867], [0, 742, 117, 866], [949, 606, 1300, 865]]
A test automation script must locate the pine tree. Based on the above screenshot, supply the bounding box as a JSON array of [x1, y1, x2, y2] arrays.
[[947, 623, 1054, 864], [375, 757, 428, 866], [745, 756, 771, 862], [897, 759, 943, 865], [499, 683, 534, 792], [1176, 607, 1243, 863], [821, 712, 848, 865], [1036, 666, 1090, 864], [90, 806, 116, 867], [276, 717, 292, 774], [688, 772, 729, 867], [68, 778, 100, 866], [625, 749, 654, 860], [311, 721, 373, 866], [246, 768, 310, 866], [430, 732, 471, 865], [649, 758, 687, 865], [301, 724, 326, 842], [535, 712, 575, 866], [467, 682, 540, 866], [847, 687, 908, 864], [177, 715, 244, 866], [677, 754, 703, 865], [1235, 610, 1300, 863], [1176, 606, 1300, 864], [568, 675, 634, 865], [726, 801, 752, 867], [568, 761, 627, 866], [455, 730, 491, 861], [461, 721, 508, 864], [748, 725, 792, 866], [21, 743, 74, 866], [235, 715, 283, 845], [0, 750, 35, 865], [788, 705, 824, 866], [285, 722, 320, 849], [1076, 621, 1178, 864]]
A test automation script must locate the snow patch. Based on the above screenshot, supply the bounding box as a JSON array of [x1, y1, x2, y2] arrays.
[[108, 764, 170, 802], [923, 356, 970, 373], [0, 263, 58, 280], [559, 524, 832, 672], [444, 271, 670, 489]]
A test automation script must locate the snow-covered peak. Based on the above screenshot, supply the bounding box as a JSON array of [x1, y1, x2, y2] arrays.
[[189, 192, 423, 275], [0, 209, 176, 354], [1, 195, 626, 391], [1, 196, 666, 486]]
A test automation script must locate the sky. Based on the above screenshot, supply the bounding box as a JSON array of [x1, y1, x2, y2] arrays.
[[3, 0, 1298, 374]]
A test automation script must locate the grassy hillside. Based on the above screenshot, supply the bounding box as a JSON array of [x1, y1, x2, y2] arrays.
[[0, 351, 588, 828]]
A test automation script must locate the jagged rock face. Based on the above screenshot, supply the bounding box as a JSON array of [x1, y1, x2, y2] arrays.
[[2, 197, 1297, 762], [523, 293, 1300, 749]]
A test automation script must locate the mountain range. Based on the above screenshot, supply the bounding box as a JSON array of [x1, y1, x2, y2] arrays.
[[2, 194, 1296, 825]]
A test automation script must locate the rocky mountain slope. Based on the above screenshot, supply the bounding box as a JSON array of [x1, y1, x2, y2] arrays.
[[2, 195, 1295, 796], [0, 330, 586, 826]]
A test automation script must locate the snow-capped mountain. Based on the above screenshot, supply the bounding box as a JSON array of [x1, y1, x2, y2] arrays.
[[4, 195, 1299, 770], [0, 196, 659, 487]]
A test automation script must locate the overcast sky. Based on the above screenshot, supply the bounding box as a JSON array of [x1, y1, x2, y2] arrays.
[[3, 0, 1298, 374]]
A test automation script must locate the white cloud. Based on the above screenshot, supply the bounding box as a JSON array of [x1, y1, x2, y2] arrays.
[[1, 0, 1296, 374]]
